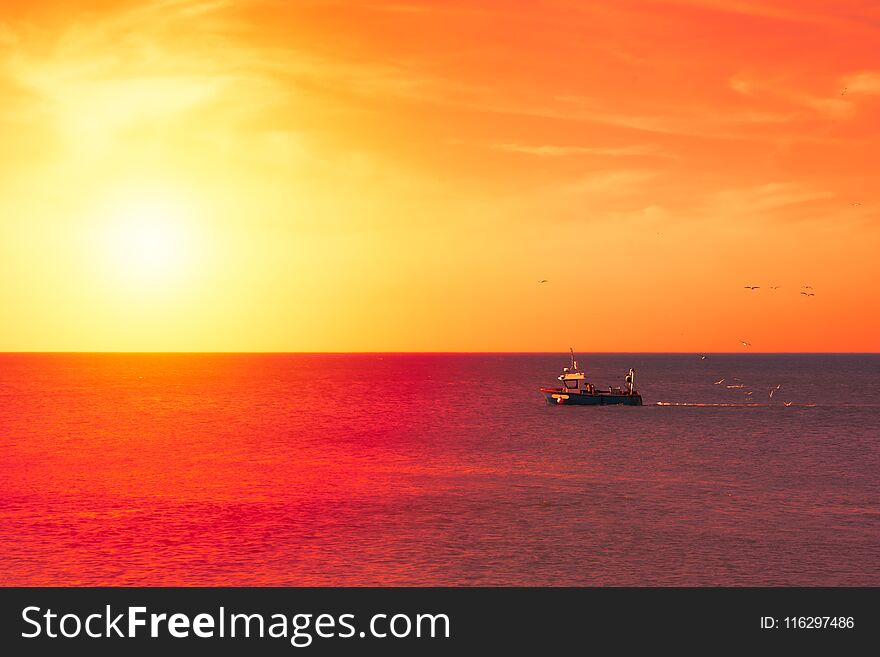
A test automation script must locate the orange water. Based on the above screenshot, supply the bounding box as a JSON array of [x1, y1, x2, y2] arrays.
[[1, 353, 878, 585]]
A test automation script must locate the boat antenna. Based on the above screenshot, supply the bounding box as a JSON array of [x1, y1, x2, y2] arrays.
[[570, 347, 576, 371]]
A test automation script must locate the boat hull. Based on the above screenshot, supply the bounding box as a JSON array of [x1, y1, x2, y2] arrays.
[[540, 388, 642, 406]]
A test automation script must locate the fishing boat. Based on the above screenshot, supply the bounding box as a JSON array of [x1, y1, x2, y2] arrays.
[[540, 349, 642, 406]]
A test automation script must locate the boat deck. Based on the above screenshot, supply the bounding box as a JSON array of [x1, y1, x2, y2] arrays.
[[540, 387, 642, 406]]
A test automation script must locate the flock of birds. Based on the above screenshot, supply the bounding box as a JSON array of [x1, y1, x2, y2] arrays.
[[536, 278, 825, 406], [538, 282, 820, 298], [742, 284, 815, 297], [701, 360, 792, 406], [699, 282, 819, 405], [736, 283, 817, 351]]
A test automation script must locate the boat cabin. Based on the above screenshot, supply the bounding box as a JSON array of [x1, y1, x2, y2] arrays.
[[558, 368, 595, 394]]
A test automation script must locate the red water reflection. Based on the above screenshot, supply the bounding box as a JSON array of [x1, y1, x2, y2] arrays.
[[1, 354, 878, 585]]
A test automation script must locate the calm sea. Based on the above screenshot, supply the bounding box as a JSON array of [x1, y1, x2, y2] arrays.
[[1, 353, 878, 586]]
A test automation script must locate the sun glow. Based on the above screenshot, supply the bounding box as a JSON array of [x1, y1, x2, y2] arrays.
[[1, 0, 879, 351], [102, 191, 195, 286]]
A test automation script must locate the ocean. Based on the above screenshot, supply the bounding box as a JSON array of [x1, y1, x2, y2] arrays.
[[1, 353, 878, 586]]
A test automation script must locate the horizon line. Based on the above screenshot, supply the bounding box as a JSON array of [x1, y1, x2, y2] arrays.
[[1, 350, 878, 355]]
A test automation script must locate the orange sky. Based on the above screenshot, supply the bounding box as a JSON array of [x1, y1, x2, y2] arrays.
[[1, 0, 878, 351]]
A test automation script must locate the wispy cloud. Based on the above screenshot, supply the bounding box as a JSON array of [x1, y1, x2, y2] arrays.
[[545, 95, 795, 139], [707, 182, 836, 217], [842, 71, 880, 94], [728, 73, 856, 120], [562, 169, 660, 197], [648, 0, 879, 33], [0, 0, 463, 128], [487, 142, 672, 158]]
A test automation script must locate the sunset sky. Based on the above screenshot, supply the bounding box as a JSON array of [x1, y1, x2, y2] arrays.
[[1, 0, 878, 351]]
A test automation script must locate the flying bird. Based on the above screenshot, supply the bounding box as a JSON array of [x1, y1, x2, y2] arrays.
[[744, 286, 760, 290], [841, 87, 848, 96], [800, 291, 815, 297], [699, 354, 707, 360], [538, 279, 549, 284], [770, 285, 781, 290], [769, 389, 775, 398], [783, 401, 793, 407], [802, 285, 813, 289], [739, 340, 751, 347], [851, 202, 862, 207], [714, 378, 725, 385]]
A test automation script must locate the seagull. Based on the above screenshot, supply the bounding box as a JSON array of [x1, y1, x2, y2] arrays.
[[851, 202, 862, 207], [800, 291, 815, 297], [775, 384, 782, 390], [770, 285, 781, 290], [699, 354, 707, 360], [538, 279, 549, 284], [783, 401, 793, 407], [714, 378, 725, 385], [841, 87, 848, 96], [769, 388, 775, 398], [739, 340, 751, 347], [802, 285, 813, 290], [744, 285, 760, 290]]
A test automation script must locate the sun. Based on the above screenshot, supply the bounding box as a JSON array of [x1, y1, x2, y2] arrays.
[[118, 203, 181, 274], [101, 190, 195, 286]]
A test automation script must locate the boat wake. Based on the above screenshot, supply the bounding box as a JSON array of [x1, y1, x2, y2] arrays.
[[655, 402, 818, 407]]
